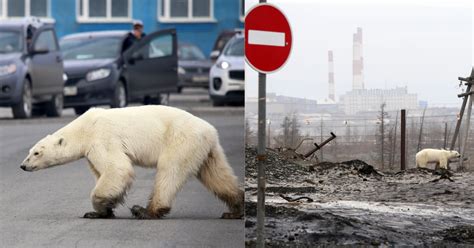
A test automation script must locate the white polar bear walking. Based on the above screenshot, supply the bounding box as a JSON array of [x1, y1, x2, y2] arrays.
[[415, 148, 460, 169], [20, 105, 244, 219]]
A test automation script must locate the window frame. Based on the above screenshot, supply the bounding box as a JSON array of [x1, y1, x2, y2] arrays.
[[76, 0, 133, 23], [158, 0, 216, 23], [239, 0, 244, 22], [0, 0, 53, 22], [34, 28, 59, 52]]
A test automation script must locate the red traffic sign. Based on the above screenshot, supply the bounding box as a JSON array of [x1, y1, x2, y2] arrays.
[[245, 3, 292, 74]]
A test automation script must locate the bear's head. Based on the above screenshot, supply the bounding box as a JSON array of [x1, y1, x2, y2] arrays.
[[20, 134, 70, 172], [448, 150, 461, 159]]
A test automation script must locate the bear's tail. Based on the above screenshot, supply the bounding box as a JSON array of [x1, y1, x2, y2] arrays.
[[197, 143, 244, 218]]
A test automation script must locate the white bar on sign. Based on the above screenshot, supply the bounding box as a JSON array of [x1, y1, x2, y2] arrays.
[[248, 30, 285, 47]]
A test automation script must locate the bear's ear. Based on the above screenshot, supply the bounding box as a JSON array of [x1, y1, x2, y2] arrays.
[[58, 137, 65, 146]]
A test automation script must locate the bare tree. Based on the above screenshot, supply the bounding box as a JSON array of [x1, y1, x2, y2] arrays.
[[417, 107, 427, 152], [290, 114, 301, 148], [377, 103, 390, 170], [280, 115, 291, 147]]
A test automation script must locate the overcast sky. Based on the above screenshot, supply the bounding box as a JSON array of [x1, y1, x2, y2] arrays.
[[245, 0, 473, 107]]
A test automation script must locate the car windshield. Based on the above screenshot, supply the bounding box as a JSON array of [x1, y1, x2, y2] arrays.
[[223, 37, 243, 57], [178, 44, 206, 60], [60, 36, 122, 60], [0, 30, 23, 53]]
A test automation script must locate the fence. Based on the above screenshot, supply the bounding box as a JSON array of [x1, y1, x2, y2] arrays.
[[246, 110, 474, 171]]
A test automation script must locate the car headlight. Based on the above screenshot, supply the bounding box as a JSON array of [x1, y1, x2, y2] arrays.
[[217, 61, 230, 70], [86, 68, 111, 82], [63, 73, 68, 82], [0, 63, 17, 77], [178, 66, 186, 75]]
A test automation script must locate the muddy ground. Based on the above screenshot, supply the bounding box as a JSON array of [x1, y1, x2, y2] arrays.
[[245, 147, 474, 247]]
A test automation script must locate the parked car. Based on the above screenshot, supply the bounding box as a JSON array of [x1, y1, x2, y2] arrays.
[[59, 29, 178, 115], [177, 42, 212, 93], [209, 33, 244, 106], [0, 18, 64, 118], [209, 29, 243, 61]]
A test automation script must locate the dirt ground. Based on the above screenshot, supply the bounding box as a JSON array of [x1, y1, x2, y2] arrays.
[[245, 147, 474, 247]]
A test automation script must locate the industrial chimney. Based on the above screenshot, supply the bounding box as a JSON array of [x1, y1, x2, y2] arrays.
[[328, 50, 335, 102], [352, 27, 364, 90]]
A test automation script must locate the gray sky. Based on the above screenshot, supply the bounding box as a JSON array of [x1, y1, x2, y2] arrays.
[[245, 0, 473, 107]]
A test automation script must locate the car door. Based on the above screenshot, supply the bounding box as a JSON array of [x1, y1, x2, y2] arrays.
[[124, 29, 178, 98], [29, 26, 64, 96]]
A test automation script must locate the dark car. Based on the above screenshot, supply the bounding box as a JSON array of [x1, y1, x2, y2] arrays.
[[60, 29, 178, 115], [0, 19, 64, 118], [177, 42, 212, 92]]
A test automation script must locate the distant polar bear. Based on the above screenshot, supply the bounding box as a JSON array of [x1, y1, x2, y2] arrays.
[[20, 105, 244, 219], [415, 148, 460, 169]]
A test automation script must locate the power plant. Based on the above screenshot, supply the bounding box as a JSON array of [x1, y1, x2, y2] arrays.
[[353, 27, 364, 90], [328, 50, 335, 102]]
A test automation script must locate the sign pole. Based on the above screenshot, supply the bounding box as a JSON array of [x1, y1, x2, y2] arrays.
[[256, 72, 266, 248], [245, 3, 291, 246]]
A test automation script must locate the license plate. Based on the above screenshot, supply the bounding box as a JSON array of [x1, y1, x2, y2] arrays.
[[192, 76, 209, 83], [64, 86, 77, 96]]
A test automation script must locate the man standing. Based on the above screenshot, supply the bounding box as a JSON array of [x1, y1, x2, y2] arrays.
[[121, 20, 146, 53]]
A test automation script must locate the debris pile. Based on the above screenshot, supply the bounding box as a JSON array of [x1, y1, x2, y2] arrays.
[[245, 146, 474, 247]]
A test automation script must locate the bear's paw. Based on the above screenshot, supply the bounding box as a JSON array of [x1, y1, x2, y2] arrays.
[[221, 212, 243, 219], [83, 210, 115, 219]]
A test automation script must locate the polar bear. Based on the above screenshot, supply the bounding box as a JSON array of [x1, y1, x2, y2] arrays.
[[20, 105, 243, 219], [415, 148, 460, 169]]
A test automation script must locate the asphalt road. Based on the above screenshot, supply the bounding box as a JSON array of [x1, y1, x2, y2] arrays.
[[0, 89, 245, 247]]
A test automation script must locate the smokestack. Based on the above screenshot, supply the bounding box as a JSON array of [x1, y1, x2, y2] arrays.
[[353, 27, 364, 90], [328, 50, 335, 102]]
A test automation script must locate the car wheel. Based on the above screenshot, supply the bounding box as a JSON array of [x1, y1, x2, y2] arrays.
[[157, 93, 169, 106], [45, 94, 63, 117], [111, 81, 127, 108], [147, 93, 170, 106], [74, 106, 90, 115], [12, 79, 33, 119]]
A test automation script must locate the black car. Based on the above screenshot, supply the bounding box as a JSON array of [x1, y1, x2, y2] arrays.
[[60, 29, 178, 115], [177, 42, 212, 92], [0, 19, 64, 118]]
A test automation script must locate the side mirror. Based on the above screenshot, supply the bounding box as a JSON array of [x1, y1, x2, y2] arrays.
[[210, 50, 220, 60], [32, 44, 49, 54], [132, 52, 144, 61], [128, 52, 144, 64]]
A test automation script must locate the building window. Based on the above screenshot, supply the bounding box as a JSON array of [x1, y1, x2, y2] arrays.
[[0, 0, 50, 19], [239, 0, 244, 22], [158, 0, 215, 23], [77, 0, 132, 23]]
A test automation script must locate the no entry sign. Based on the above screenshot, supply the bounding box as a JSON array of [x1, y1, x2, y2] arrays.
[[245, 3, 292, 74]]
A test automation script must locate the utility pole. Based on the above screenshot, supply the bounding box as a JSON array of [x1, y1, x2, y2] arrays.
[[459, 70, 473, 170], [450, 68, 473, 150], [401, 109, 406, 171]]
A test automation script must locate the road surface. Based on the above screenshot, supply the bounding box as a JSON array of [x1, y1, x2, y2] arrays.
[[0, 89, 245, 247]]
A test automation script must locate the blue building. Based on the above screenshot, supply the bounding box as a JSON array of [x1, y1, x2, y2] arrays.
[[0, 0, 244, 55]]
